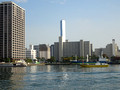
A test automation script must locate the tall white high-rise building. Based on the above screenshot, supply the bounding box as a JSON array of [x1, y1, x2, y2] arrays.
[[59, 20, 66, 61], [60, 20, 66, 42]]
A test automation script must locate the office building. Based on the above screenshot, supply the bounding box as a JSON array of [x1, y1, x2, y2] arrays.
[[55, 19, 93, 61], [50, 45, 54, 57], [26, 45, 36, 60], [34, 45, 40, 58], [59, 36, 63, 61], [95, 48, 105, 57], [34, 44, 51, 59], [54, 40, 93, 61], [39, 44, 50, 59], [84, 41, 91, 57], [0, 1, 25, 60], [95, 39, 120, 58], [80, 40, 84, 57]]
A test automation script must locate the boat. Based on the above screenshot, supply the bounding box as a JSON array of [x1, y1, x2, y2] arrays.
[[80, 62, 109, 67], [80, 55, 109, 67], [13, 59, 27, 67]]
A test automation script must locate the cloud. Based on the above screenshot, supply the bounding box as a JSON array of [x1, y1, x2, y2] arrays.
[[50, 0, 67, 5], [60, 0, 66, 5], [14, 0, 27, 3]]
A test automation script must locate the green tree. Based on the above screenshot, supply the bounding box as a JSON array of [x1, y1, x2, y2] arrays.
[[36, 57, 40, 62], [90, 55, 99, 62], [62, 57, 70, 63], [25, 58, 33, 63], [46, 57, 56, 63], [4, 58, 11, 62]]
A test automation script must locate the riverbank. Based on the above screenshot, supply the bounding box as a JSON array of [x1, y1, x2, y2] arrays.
[[1, 62, 120, 67], [0, 62, 79, 67], [45, 63, 71, 65], [0, 62, 45, 67], [27, 63, 45, 66]]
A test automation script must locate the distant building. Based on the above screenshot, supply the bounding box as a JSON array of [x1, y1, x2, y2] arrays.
[[34, 44, 51, 60], [26, 45, 36, 60], [95, 39, 120, 58], [95, 48, 105, 57], [60, 20, 66, 42], [80, 40, 84, 57], [84, 41, 91, 57], [53, 19, 93, 61], [34, 45, 40, 58], [58, 20, 66, 61], [50, 45, 54, 57], [39, 44, 50, 59], [0, 1, 25, 60], [59, 36, 63, 61], [54, 40, 93, 61]]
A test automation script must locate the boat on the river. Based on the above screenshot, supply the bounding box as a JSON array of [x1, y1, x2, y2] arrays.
[[13, 59, 27, 67], [80, 62, 109, 67], [80, 55, 109, 67]]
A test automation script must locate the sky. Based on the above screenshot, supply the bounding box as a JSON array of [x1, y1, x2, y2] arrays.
[[1, 0, 120, 50]]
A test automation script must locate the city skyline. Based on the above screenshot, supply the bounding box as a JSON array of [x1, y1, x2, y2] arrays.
[[1, 0, 120, 50]]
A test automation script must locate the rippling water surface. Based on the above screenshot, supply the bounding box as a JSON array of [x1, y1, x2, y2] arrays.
[[0, 65, 120, 90]]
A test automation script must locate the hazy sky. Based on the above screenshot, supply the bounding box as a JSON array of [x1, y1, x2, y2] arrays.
[[1, 0, 120, 50]]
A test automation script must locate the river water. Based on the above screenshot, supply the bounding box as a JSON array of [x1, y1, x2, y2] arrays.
[[0, 65, 120, 90]]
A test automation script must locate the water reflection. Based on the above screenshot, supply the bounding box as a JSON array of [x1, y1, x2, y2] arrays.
[[11, 67, 26, 90], [0, 67, 13, 80], [0, 67, 13, 90], [0, 67, 26, 90], [30, 66, 37, 73]]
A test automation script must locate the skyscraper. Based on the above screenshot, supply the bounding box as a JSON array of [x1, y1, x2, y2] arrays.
[[0, 1, 25, 60], [60, 20, 66, 42], [59, 20, 66, 61]]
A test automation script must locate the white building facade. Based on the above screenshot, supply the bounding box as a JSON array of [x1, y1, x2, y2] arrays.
[[26, 45, 36, 60], [60, 20, 66, 42]]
